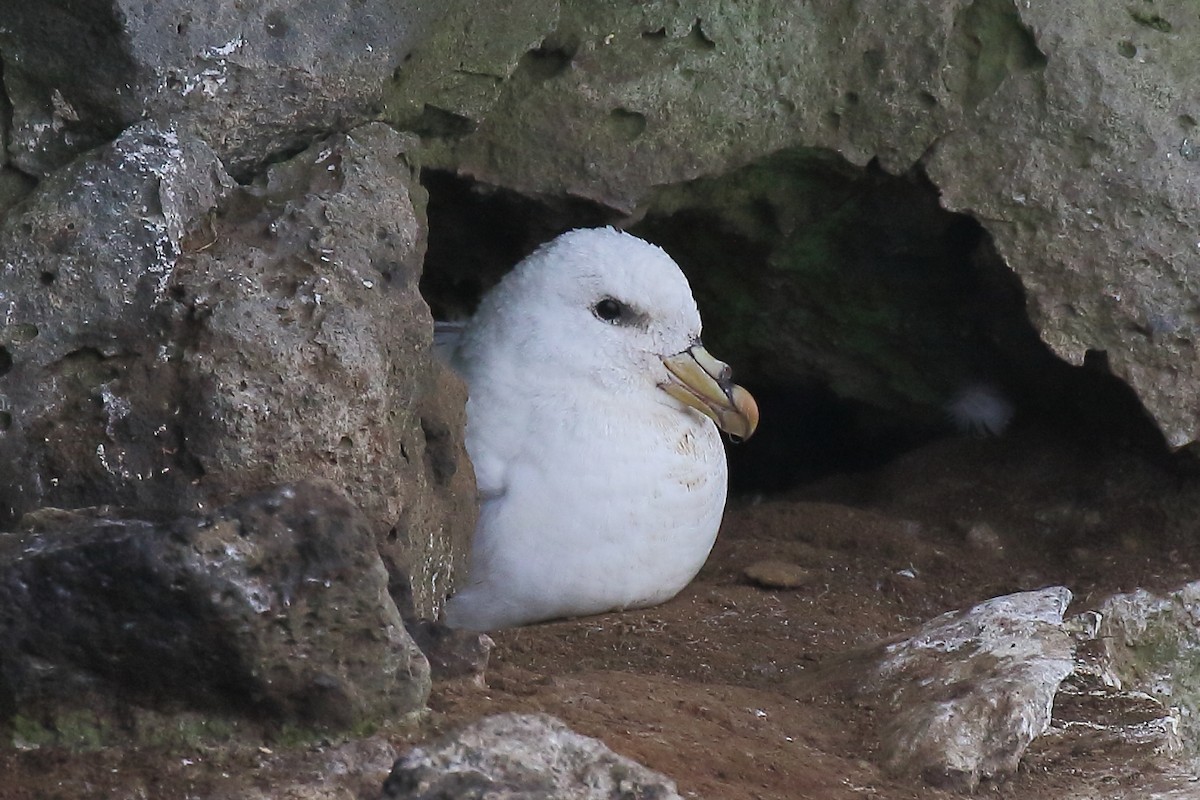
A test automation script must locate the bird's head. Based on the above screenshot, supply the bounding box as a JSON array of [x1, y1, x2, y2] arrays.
[[470, 227, 758, 440]]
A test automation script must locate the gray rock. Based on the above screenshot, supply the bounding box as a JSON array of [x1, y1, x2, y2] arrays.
[[0, 121, 474, 618], [0, 0, 444, 177], [0, 167, 36, 220], [0, 122, 236, 524], [867, 587, 1076, 789], [1039, 612, 1177, 768], [395, 1, 1200, 446], [924, 4, 1200, 448], [1096, 582, 1200, 769], [406, 619, 494, 683], [0, 482, 428, 742], [382, 713, 682, 800], [0, 86, 36, 216]]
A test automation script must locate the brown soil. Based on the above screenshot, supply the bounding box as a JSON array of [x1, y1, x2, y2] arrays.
[[3, 422, 1199, 799]]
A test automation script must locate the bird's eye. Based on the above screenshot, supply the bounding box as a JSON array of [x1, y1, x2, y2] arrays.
[[593, 297, 624, 323]]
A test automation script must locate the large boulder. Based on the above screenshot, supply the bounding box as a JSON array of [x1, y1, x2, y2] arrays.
[[0, 482, 428, 745], [0, 0, 444, 177], [0, 121, 474, 618]]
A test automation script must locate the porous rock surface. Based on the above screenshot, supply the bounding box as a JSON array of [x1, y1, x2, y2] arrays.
[[0, 0, 443, 177], [0, 481, 429, 742], [0, 121, 474, 618], [382, 713, 683, 800], [395, 0, 1200, 446]]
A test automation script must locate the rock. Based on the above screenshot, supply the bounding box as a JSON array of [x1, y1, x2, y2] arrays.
[[0, 122, 235, 521], [212, 736, 402, 800], [385, 0, 561, 139], [0, 121, 474, 618], [0, 482, 429, 744], [1095, 582, 1200, 766], [926, 5, 1200, 448], [0, 167, 35, 218], [0, 0, 443, 177], [396, 1, 1200, 447], [1038, 614, 1176, 766], [0, 88, 36, 216], [381, 713, 683, 799], [743, 559, 812, 590], [866, 587, 1076, 790], [406, 620, 494, 683]]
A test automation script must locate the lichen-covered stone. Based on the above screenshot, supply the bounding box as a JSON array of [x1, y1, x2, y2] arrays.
[[0, 482, 429, 744], [866, 587, 1075, 789], [0, 0, 444, 176], [0, 122, 474, 618], [1097, 582, 1200, 769]]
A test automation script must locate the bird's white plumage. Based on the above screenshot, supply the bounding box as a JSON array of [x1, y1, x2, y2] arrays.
[[443, 227, 734, 630]]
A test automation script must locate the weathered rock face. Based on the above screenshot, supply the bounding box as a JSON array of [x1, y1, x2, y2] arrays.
[[393, 0, 1200, 447], [1097, 582, 1200, 769], [0, 122, 235, 519], [1043, 611, 1177, 770], [925, 5, 1200, 449], [168, 122, 475, 619], [866, 587, 1076, 789], [790, 586, 1078, 790], [0, 122, 475, 618], [0, 482, 429, 745], [382, 713, 683, 800], [0, 0, 444, 177], [0, 71, 35, 216]]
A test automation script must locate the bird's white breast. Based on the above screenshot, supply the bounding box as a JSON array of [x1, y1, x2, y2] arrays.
[[445, 376, 727, 630]]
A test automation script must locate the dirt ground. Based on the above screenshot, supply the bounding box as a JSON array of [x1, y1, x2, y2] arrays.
[[4, 420, 1200, 799]]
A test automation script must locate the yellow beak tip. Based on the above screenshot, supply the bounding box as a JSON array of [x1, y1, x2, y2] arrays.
[[731, 386, 759, 441]]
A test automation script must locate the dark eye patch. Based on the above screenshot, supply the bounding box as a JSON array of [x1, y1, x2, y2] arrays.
[[594, 297, 624, 322], [592, 296, 650, 328]]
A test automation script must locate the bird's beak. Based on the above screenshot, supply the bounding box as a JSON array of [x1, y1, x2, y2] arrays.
[[660, 344, 759, 441]]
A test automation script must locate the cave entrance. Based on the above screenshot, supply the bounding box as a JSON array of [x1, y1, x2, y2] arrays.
[[419, 150, 1171, 496]]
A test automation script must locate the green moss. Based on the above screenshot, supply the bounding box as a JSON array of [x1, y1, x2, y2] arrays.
[[7, 710, 109, 751], [133, 713, 242, 749], [348, 717, 381, 739], [9, 714, 57, 750]]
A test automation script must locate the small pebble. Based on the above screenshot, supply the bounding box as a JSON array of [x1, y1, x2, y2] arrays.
[[743, 559, 812, 590]]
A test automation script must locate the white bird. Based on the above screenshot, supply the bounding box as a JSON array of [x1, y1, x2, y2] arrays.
[[442, 227, 758, 631]]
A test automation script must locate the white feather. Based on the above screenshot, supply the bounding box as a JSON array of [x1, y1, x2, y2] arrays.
[[947, 383, 1014, 437]]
